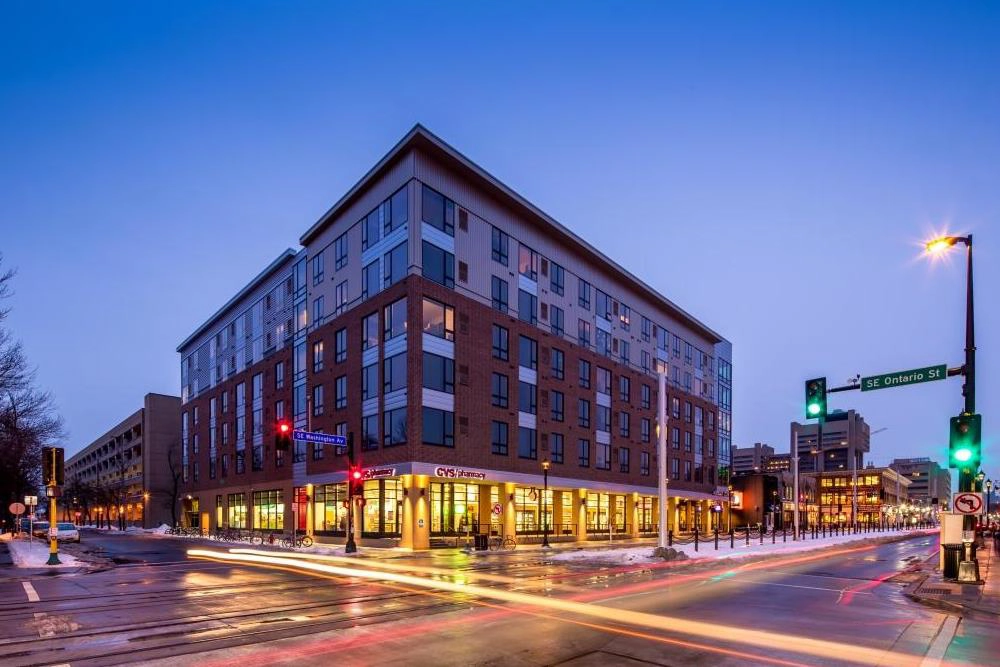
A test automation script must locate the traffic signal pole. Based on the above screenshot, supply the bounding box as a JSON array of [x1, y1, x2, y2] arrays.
[[958, 235, 979, 581]]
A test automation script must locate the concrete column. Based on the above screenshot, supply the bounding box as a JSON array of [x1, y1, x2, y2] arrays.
[[668, 496, 678, 533], [573, 489, 588, 541], [626, 493, 639, 537], [502, 483, 517, 540], [552, 490, 564, 537], [305, 483, 314, 537], [702, 501, 712, 533], [400, 474, 430, 550], [478, 484, 493, 534]]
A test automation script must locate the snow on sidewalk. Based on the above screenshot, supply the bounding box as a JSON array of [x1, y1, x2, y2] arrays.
[[7, 538, 83, 568], [549, 528, 938, 565]]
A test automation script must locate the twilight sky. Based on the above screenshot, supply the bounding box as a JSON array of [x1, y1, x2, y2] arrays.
[[1, 2, 997, 472]]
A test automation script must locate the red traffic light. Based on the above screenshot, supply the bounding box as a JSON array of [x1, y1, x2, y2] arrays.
[[351, 469, 362, 480], [278, 421, 291, 434]]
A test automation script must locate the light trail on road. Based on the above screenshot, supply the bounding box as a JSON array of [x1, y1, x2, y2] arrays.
[[188, 547, 942, 666]]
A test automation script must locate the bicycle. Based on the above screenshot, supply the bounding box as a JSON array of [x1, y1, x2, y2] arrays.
[[280, 534, 314, 549], [488, 535, 517, 551]]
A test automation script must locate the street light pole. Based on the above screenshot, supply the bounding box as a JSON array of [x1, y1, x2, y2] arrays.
[[656, 367, 669, 549], [541, 460, 550, 548]]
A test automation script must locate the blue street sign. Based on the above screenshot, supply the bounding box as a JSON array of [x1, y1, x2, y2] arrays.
[[292, 430, 347, 446]]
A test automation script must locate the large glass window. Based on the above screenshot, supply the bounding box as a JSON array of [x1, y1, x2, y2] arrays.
[[579, 359, 591, 389], [519, 335, 537, 370], [491, 226, 509, 265], [518, 426, 537, 459], [518, 245, 538, 280], [362, 363, 378, 400], [491, 373, 509, 408], [518, 289, 537, 324], [311, 252, 324, 285], [596, 367, 611, 395], [492, 324, 509, 360], [551, 390, 564, 421], [596, 442, 611, 470], [430, 483, 479, 534], [363, 414, 378, 450], [335, 375, 347, 409], [362, 312, 379, 349], [422, 298, 454, 340], [313, 483, 347, 533], [227, 493, 247, 529], [423, 352, 455, 394], [518, 381, 537, 414], [578, 319, 591, 348], [578, 399, 591, 428], [491, 276, 508, 312], [252, 490, 283, 530], [551, 348, 564, 379], [578, 439, 590, 467], [423, 407, 454, 447], [335, 328, 347, 363], [384, 407, 407, 446], [578, 278, 591, 310], [383, 297, 407, 341], [363, 260, 380, 299], [335, 232, 348, 270], [363, 207, 380, 250], [384, 242, 408, 287], [550, 262, 564, 295], [423, 241, 455, 288], [388, 186, 408, 233], [421, 184, 455, 235], [550, 433, 564, 464], [550, 305, 564, 337], [491, 421, 508, 455], [383, 353, 406, 394]]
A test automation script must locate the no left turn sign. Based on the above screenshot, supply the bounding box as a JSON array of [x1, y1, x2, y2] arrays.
[[954, 492, 984, 515]]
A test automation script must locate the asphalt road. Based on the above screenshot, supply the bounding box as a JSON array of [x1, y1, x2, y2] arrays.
[[0, 531, 994, 666]]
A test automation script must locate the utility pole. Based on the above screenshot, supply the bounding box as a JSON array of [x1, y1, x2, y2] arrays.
[[657, 367, 668, 549], [792, 425, 800, 540]]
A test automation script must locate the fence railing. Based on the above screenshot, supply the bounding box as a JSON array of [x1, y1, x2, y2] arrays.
[[664, 520, 936, 552]]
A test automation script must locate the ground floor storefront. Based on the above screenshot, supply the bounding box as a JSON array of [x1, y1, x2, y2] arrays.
[[180, 462, 730, 550]]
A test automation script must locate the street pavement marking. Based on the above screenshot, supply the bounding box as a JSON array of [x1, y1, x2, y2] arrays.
[[919, 615, 959, 667], [22, 581, 40, 602]]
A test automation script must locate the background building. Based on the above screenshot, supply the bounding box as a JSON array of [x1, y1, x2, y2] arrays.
[[791, 410, 870, 474], [732, 443, 774, 475], [64, 393, 181, 528], [889, 457, 951, 508], [815, 466, 910, 527], [176, 126, 733, 548]]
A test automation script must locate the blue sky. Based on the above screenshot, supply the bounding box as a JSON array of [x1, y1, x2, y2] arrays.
[[2, 2, 998, 472]]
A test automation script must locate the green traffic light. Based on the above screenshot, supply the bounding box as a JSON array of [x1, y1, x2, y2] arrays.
[[807, 403, 821, 416], [954, 447, 973, 463]]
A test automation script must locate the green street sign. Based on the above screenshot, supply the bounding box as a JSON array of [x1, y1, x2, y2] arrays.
[[861, 365, 947, 392]]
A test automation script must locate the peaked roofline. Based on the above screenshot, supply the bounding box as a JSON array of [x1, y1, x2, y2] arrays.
[[300, 123, 723, 344], [177, 248, 298, 352]]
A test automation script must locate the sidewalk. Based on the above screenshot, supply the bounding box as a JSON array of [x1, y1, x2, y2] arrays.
[[906, 536, 1000, 616]]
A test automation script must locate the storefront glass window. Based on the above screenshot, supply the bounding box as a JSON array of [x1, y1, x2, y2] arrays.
[[430, 483, 480, 534], [252, 490, 283, 530], [314, 483, 347, 532], [227, 493, 247, 529]]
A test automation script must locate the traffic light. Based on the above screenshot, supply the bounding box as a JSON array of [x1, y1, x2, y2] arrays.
[[805, 377, 827, 420], [949, 413, 982, 470], [41, 447, 64, 486], [275, 420, 292, 451], [349, 466, 364, 497]]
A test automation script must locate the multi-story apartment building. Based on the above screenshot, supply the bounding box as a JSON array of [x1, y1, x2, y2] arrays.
[[732, 443, 774, 475], [815, 467, 910, 527], [764, 453, 791, 473], [176, 126, 733, 549], [64, 393, 181, 528], [889, 457, 951, 507], [791, 410, 870, 474]]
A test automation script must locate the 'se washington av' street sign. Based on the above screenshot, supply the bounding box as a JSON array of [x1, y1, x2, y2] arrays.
[[860, 364, 947, 392]]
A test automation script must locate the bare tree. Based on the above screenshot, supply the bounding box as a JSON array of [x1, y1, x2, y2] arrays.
[[166, 440, 183, 528]]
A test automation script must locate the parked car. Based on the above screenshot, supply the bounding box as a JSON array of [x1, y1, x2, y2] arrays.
[[31, 521, 49, 538], [55, 523, 80, 543]]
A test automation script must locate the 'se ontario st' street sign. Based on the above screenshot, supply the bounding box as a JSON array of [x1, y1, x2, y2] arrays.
[[861, 364, 947, 392]]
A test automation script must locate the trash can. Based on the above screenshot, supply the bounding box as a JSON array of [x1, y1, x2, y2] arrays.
[[942, 543, 962, 580], [475, 534, 488, 551]]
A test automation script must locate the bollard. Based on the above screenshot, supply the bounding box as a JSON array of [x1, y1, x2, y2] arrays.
[[772, 528, 776, 544], [694, 527, 699, 552], [668, 529, 673, 547], [745, 527, 750, 546], [783, 527, 787, 543], [730, 528, 734, 549], [760, 527, 764, 545]]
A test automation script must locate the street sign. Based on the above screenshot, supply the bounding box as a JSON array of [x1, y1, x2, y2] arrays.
[[861, 365, 946, 392], [9, 502, 25, 515], [24, 495, 37, 506], [491, 503, 503, 516], [954, 492, 984, 515], [292, 430, 347, 446]]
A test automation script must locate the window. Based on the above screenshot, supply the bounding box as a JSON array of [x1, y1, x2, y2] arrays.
[[492, 324, 509, 360], [671, 397, 680, 419], [518, 289, 537, 324], [709, 438, 716, 457], [312, 252, 324, 285], [671, 428, 680, 449], [363, 260, 380, 299], [335, 376, 347, 409], [578, 439, 590, 467], [421, 184, 454, 235], [312, 341, 324, 372], [685, 342, 693, 364], [491, 276, 508, 312], [619, 411, 630, 437], [695, 406, 704, 427], [311, 385, 324, 416], [578, 319, 591, 348], [518, 245, 538, 280], [708, 411, 715, 430], [596, 290, 611, 321], [578, 359, 591, 389], [335, 233, 348, 270], [641, 350, 650, 372], [491, 227, 509, 265], [619, 447, 630, 473], [596, 367, 611, 395], [312, 296, 324, 325], [550, 262, 564, 296], [696, 435, 704, 455], [671, 458, 680, 480], [518, 427, 537, 459], [423, 407, 454, 446], [620, 340, 630, 364], [383, 298, 407, 341], [519, 335, 537, 370], [597, 405, 611, 432], [551, 390, 564, 422], [385, 242, 408, 287], [422, 298, 454, 340], [491, 373, 509, 408], [518, 381, 537, 414], [640, 451, 650, 476], [578, 279, 591, 310], [685, 401, 693, 423], [641, 317, 652, 342], [641, 384, 651, 410], [619, 304, 631, 330], [423, 352, 455, 394], [422, 241, 454, 288], [673, 335, 681, 358], [684, 432, 692, 452], [384, 408, 406, 446], [595, 329, 611, 356], [363, 414, 378, 450], [388, 185, 408, 233], [596, 442, 611, 470], [684, 372, 692, 391], [362, 363, 378, 401], [684, 461, 692, 482], [222, 389, 230, 413], [492, 421, 509, 455], [333, 328, 347, 363], [550, 305, 564, 337], [362, 312, 379, 350], [641, 418, 650, 443], [551, 348, 564, 379], [384, 353, 406, 394], [335, 280, 348, 315], [363, 207, 381, 250], [578, 399, 591, 428]]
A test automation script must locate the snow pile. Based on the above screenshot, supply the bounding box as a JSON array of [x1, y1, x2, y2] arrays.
[[7, 539, 82, 568], [550, 528, 938, 564], [151, 524, 172, 535]]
